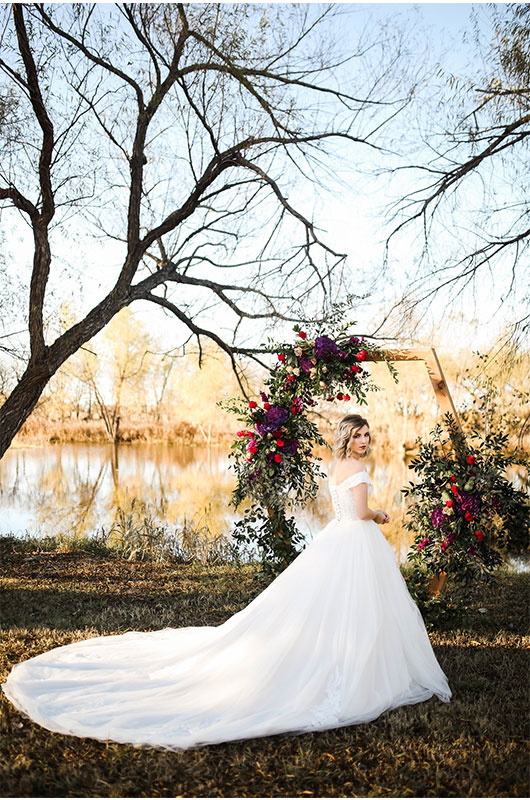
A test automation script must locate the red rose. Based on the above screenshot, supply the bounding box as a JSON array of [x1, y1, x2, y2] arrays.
[[356, 350, 367, 361], [249, 400, 257, 408], [351, 365, 360, 374], [249, 446, 257, 454], [337, 392, 344, 400], [475, 530, 484, 540], [263, 402, 271, 410], [291, 406, 297, 414], [468, 472, 475, 477], [450, 476, 456, 482], [298, 331, 307, 339], [445, 500, 454, 507], [467, 455, 475, 464], [286, 375, 295, 382], [276, 439, 285, 447], [274, 454, 282, 463], [343, 394, 350, 401], [451, 485, 459, 494], [273, 430, 283, 438], [326, 397, 334, 401], [465, 512, 474, 521], [278, 353, 285, 362]]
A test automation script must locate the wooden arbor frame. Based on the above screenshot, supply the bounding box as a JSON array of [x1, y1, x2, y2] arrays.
[[369, 347, 464, 437], [368, 347, 465, 595]]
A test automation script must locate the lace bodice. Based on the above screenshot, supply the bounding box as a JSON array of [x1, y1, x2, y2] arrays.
[[328, 470, 373, 522]]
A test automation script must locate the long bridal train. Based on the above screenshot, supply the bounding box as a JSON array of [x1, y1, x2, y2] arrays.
[[2, 469, 451, 750]]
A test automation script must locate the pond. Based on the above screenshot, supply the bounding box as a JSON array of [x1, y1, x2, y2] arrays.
[[0, 442, 527, 569]]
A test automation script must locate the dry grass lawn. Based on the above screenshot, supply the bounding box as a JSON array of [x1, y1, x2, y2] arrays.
[[0, 542, 528, 798]]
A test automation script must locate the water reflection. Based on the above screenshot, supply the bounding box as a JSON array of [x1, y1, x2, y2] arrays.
[[0, 443, 527, 567]]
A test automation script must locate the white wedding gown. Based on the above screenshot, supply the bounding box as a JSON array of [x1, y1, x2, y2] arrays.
[[2, 469, 451, 750]]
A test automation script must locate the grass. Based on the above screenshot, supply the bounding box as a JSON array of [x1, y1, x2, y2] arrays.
[[0, 537, 528, 798]]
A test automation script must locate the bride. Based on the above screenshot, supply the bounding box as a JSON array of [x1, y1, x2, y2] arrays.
[[2, 413, 451, 750]]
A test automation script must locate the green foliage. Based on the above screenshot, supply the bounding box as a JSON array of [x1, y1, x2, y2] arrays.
[[402, 410, 530, 589]]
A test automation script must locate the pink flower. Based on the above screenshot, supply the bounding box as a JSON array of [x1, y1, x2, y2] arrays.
[[416, 537, 430, 551]]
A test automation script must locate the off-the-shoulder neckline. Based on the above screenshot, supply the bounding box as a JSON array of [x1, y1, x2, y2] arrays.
[[328, 469, 369, 488]]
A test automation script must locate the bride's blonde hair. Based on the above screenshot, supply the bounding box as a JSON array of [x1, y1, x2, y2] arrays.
[[333, 414, 371, 460]]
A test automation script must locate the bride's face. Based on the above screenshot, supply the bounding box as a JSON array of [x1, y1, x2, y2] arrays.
[[348, 424, 370, 458]]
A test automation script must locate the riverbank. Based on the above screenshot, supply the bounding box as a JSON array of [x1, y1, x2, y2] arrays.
[[14, 418, 235, 446], [0, 542, 528, 798]]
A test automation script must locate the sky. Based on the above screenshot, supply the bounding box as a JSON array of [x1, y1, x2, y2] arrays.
[[1, 1, 525, 367]]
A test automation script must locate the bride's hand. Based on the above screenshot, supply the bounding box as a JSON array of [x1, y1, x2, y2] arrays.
[[374, 510, 390, 524]]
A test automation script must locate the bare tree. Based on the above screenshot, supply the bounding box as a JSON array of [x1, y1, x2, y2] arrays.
[[0, 2, 411, 459], [379, 4, 530, 349]]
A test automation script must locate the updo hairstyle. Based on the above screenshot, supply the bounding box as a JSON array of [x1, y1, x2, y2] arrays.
[[332, 413, 371, 460]]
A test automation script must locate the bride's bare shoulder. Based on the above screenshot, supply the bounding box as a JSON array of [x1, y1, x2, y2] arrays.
[[346, 457, 367, 474], [329, 457, 366, 483]]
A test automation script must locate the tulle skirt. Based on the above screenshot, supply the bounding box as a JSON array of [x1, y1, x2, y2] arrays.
[[2, 517, 451, 750]]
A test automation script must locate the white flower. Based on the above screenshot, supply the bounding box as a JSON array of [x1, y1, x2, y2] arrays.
[[322, 366, 328, 373], [293, 368, 300, 376], [286, 365, 293, 374], [310, 368, 317, 377], [309, 339, 316, 346], [319, 380, 326, 389], [294, 347, 303, 357], [311, 358, 317, 365]]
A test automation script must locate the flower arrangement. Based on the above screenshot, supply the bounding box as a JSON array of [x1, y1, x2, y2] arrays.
[[220, 324, 398, 572], [403, 412, 529, 583]]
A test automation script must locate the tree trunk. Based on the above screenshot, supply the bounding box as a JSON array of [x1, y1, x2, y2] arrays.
[[0, 363, 51, 457]]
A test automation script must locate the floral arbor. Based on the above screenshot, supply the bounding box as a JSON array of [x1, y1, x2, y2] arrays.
[[222, 327, 529, 592]]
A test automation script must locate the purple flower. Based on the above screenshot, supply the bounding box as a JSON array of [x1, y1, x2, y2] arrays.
[[431, 507, 447, 528], [283, 439, 299, 455], [246, 468, 262, 484], [259, 391, 268, 402], [454, 491, 482, 517], [256, 405, 289, 436], [299, 355, 312, 374], [350, 336, 359, 345], [314, 336, 339, 360]]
